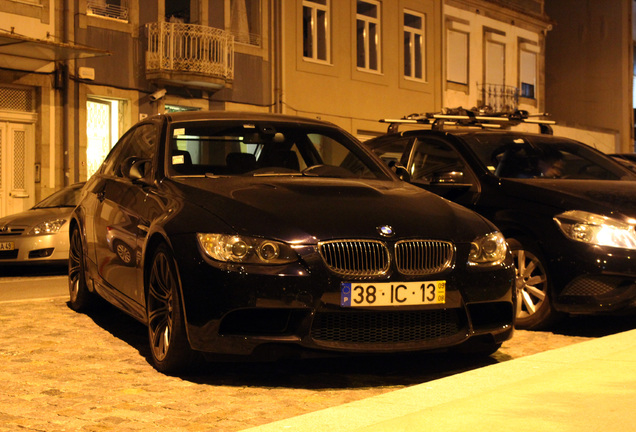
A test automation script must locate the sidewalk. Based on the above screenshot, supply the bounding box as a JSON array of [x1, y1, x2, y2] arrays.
[[242, 328, 636, 432]]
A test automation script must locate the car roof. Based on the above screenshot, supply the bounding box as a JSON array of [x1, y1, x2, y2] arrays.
[[396, 128, 559, 140], [147, 110, 338, 128]]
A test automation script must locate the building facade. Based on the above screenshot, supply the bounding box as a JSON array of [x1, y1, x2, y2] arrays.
[[0, 0, 446, 218], [545, 0, 634, 154], [5, 0, 606, 220], [442, 0, 551, 116]]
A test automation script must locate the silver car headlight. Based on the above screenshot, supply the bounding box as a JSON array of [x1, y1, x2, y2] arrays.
[[468, 231, 507, 266], [197, 233, 299, 264], [554, 210, 636, 249], [28, 219, 66, 235]]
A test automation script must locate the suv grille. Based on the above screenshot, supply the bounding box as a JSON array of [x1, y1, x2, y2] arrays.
[[318, 240, 389, 277], [395, 240, 454, 275]]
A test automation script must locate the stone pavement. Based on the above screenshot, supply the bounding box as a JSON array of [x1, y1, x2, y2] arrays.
[[0, 294, 630, 431], [243, 328, 636, 432]]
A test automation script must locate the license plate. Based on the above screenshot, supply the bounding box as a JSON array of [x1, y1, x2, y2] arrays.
[[0, 241, 14, 251], [340, 281, 446, 307]]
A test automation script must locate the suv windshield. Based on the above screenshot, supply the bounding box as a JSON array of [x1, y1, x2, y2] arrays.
[[167, 121, 390, 180], [463, 134, 631, 180]]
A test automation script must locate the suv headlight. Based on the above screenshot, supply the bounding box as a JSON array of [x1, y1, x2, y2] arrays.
[[197, 233, 298, 264], [28, 219, 66, 235], [554, 210, 636, 249], [468, 231, 508, 266]]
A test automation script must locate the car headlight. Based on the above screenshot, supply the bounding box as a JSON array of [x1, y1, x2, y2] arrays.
[[28, 219, 66, 235], [554, 210, 636, 249], [197, 233, 299, 264], [468, 231, 507, 266]]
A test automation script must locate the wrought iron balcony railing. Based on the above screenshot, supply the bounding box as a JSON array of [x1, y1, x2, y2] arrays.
[[478, 83, 519, 113], [146, 22, 234, 84], [87, 0, 129, 21]]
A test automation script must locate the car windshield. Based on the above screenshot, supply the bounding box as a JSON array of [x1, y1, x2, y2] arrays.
[[463, 134, 631, 180], [33, 184, 83, 209], [167, 121, 390, 180]]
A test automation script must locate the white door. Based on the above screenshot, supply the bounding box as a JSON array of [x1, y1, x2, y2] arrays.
[[0, 121, 35, 217]]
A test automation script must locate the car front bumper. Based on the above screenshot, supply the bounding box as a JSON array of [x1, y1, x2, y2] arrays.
[[0, 231, 69, 265], [549, 242, 636, 314], [172, 238, 516, 357]]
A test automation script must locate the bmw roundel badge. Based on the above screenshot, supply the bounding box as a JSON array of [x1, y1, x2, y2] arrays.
[[377, 225, 394, 237]]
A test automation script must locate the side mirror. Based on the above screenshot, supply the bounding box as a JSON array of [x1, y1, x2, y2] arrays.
[[388, 160, 411, 182], [121, 157, 152, 183]]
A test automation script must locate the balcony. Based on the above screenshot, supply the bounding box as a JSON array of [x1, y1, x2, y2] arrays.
[[478, 84, 519, 114], [145, 22, 234, 91]]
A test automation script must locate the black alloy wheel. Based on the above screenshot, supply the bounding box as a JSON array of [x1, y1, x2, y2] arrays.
[[68, 226, 94, 311], [146, 243, 197, 374], [508, 238, 560, 330]]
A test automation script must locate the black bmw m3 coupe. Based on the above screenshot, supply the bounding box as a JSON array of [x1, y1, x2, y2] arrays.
[[68, 111, 514, 373]]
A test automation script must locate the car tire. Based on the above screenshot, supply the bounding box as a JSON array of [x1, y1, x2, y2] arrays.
[[507, 238, 561, 330], [68, 226, 95, 311], [146, 243, 198, 374]]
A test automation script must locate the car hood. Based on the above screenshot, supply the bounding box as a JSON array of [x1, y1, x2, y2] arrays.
[[170, 177, 492, 244], [0, 207, 72, 228], [501, 179, 636, 218]]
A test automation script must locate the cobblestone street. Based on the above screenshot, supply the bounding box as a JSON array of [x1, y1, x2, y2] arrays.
[[0, 295, 623, 432]]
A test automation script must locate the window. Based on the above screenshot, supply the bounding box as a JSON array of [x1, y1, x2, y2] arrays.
[[404, 10, 425, 81], [303, 0, 330, 62], [87, 0, 129, 22], [410, 138, 469, 185], [87, 98, 130, 178], [230, 0, 261, 46], [356, 0, 381, 72], [446, 22, 469, 85], [519, 43, 538, 99], [484, 32, 505, 86]]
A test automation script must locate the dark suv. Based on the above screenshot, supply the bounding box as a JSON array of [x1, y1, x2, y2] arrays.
[[365, 113, 636, 329]]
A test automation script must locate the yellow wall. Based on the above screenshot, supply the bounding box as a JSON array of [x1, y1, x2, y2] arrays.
[[281, 0, 443, 138]]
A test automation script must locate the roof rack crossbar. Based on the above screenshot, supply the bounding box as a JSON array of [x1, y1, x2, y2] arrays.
[[380, 108, 555, 134]]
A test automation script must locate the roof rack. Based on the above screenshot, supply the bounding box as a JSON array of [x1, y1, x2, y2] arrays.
[[380, 108, 556, 135]]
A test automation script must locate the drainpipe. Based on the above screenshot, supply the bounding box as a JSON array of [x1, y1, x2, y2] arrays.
[[271, 0, 283, 113], [62, 0, 71, 186]]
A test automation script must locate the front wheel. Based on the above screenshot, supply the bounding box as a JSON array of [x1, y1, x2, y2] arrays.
[[146, 243, 198, 374], [68, 226, 94, 311], [508, 238, 561, 330]]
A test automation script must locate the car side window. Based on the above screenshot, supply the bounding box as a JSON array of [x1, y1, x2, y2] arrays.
[[104, 124, 158, 178], [368, 137, 411, 167], [409, 138, 471, 184]]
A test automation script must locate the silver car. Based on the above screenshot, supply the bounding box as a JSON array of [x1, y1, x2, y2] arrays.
[[0, 183, 84, 265]]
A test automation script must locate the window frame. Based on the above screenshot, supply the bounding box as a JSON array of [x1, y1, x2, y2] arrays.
[[483, 30, 506, 87], [356, 0, 382, 74], [446, 20, 469, 87], [302, 0, 331, 64], [519, 41, 538, 101], [403, 9, 426, 82]]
